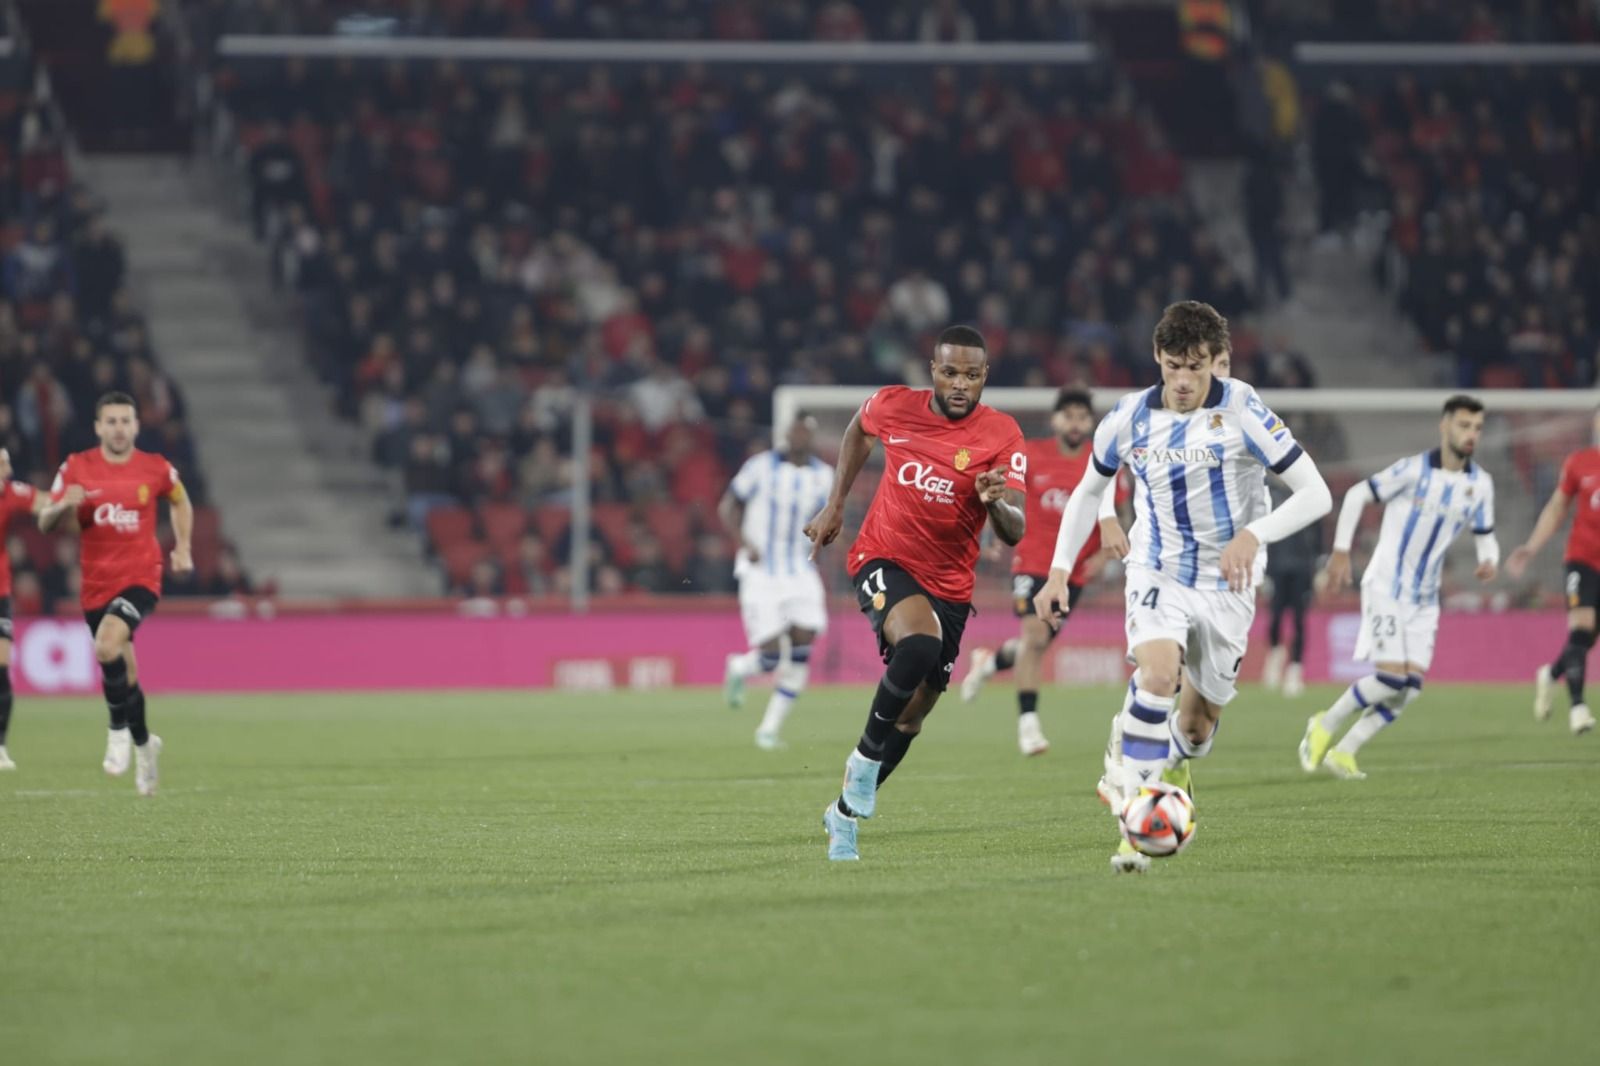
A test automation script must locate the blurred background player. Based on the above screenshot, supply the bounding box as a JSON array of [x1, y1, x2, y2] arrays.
[[38, 392, 194, 796], [1302, 396, 1500, 779], [1507, 405, 1600, 736], [1034, 301, 1331, 873], [1260, 483, 1321, 699], [960, 388, 1129, 756], [718, 414, 833, 749], [0, 448, 46, 770], [805, 327, 1026, 862]]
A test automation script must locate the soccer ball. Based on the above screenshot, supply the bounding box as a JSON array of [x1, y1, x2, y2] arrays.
[[1118, 782, 1196, 858]]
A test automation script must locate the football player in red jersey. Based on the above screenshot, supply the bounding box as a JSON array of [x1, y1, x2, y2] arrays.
[[959, 388, 1130, 755], [1508, 406, 1600, 736], [804, 326, 1027, 861], [38, 392, 195, 794], [0, 447, 47, 770]]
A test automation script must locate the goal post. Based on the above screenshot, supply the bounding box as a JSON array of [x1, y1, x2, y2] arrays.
[[775, 384, 1598, 610]]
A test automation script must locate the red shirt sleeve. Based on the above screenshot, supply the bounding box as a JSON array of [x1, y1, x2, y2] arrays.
[[999, 422, 1027, 490], [1560, 454, 1580, 498], [859, 386, 899, 438], [159, 459, 182, 499], [1115, 470, 1133, 505], [49, 459, 75, 502]]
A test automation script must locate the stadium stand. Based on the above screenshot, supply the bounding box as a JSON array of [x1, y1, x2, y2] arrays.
[[197, 38, 1300, 594], [1309, 68, 1598, 389]]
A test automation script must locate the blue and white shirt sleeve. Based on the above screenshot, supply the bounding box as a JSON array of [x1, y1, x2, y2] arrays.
[[1091, 397, 1132, 477], [730, 454, 765, 503], [1366, 454, 1421, 504], [1472, 474, 1496, 535], [1237, 386, 1303, 475]]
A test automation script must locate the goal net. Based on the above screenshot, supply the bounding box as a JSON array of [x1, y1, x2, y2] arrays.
[[775, 385, 1595, 617]]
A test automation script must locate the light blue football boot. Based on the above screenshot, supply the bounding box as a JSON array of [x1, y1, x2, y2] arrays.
[[823, 804, 860, 861]]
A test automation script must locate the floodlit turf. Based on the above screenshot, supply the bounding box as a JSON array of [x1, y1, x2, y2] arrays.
[[1, 683, 1596, 1066]]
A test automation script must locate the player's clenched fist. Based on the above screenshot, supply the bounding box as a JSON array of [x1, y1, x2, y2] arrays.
[[975, 469, 1008, 504], [804, 500, 844, 559], [1032, 569, 1071, 627]]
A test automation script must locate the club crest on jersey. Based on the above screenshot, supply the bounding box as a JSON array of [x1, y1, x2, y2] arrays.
[[138, 484, 150, 504], [1209, 413, 1224, 432], [953, 448, 971, 471], [93, 502, 140, 533]]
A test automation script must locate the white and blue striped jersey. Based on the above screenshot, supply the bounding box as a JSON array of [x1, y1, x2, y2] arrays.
[[1361, 450, 1496, 606], [729, 450, 834, 578], [1091, 377, 1302, 590]]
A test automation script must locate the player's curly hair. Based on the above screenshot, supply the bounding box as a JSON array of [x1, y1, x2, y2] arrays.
[[1153, 301, 1230, 360], [936, 324, 987, 352]]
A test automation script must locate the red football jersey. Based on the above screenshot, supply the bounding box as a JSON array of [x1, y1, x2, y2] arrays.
[[51, 448, 181, 610], [847, 386, 1027, 603], [1560, 446, 1600, 571], [0, 480, 39, 598], [1011, 439, 1132, 585]]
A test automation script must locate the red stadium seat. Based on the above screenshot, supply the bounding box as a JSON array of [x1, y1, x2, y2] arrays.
[[479, 502, 527, 551], [425, 506, 476, 552], [531, 505, 570, 546], [591, 503, 634, 566], [441, 541, 491, 586]]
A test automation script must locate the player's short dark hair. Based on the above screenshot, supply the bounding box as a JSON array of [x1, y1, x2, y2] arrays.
[[1153, 301, 1230, 360], [95, 391, 137, 416], [935, 325, 987, 353], [1054, 387, 1094, 416], [1442, 394, 1484, 417]]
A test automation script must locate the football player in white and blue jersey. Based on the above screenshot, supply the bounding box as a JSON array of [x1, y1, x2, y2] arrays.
[[718, 414, 835, 749], [1033, 301, 1332, 873], [1300, 395, 1500, 779]]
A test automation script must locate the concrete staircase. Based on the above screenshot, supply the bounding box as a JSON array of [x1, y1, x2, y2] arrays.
[[81, 155, 434, 599]]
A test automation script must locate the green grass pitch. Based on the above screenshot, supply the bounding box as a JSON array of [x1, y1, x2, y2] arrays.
[[1, 683, 1596, 1065]]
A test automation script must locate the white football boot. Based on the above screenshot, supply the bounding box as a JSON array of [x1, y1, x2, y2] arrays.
[[0, 745, 14, 771], [134, 736, 162, 796], [103, 728, 132, 776], [960, 648, 997, 703], [1533, 664, 1554, 722], [1571, 704, 1595, 736], [1282, 662, 1305, 699], [1017, 711, 1050, 756]]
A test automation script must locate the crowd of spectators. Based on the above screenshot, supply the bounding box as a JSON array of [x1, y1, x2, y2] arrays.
[[0, 58, 252, 601], [1310, 69, 1598, 388], [205, 51, 1272, 595], [181, 0, 1087, 43], [1250, 0, 1600, 43]]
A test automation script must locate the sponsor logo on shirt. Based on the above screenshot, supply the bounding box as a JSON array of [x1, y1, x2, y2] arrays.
[[1130, 446, 1224, 469], [93, 503, 141, 533], [898, 461, 957, 503], [1041, 487, 1072, 512]]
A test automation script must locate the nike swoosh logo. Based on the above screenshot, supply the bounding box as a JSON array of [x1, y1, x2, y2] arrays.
[[888, 436, 911, 444]]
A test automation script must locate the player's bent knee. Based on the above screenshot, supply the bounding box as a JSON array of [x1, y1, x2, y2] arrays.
[[890, 632, 943, 679], [94, 635, 128, 664]]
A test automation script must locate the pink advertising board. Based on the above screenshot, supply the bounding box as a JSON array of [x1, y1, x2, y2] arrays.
[[8, 609, 1565, 696]]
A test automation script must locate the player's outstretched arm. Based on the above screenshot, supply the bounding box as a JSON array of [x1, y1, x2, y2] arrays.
[[977, 473, 1025, 545], [1225, 452, 1332, 592], [804, 410, 874, 558], [1508, 487, 1571, 578], [169, 483, 195, 574], [1321, 471, 1372, 590], [716, 490, 757, 562], [39, 485, 84, 533]]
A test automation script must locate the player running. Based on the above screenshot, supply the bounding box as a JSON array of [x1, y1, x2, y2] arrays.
[[805, 326, 1027, 862], [1033, 301, 1331, 873], [1300, 395, 1500, 778], [718, 413, 834, 750], [959, 388, 1130, 756], [0, 448, 46, 770], [38, 392, 194, 796], [1506, 405, 1600, 736]]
